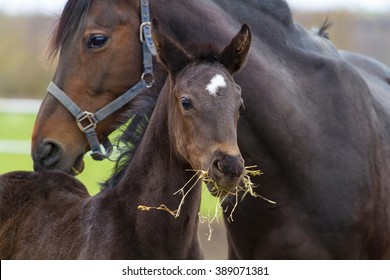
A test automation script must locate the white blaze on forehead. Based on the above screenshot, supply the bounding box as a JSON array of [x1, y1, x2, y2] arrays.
[[205, 74, 227, 96]]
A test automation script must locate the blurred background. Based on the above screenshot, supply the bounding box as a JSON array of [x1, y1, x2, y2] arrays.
[[1, 0, 390, 198]]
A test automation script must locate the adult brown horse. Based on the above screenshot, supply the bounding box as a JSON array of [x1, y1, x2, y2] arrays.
[[31, 0, 390, 259], [0, 21, 251, 259]]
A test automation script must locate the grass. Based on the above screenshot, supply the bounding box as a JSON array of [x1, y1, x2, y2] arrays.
[[0, 112, 36, 140], [0, 112, 219, 213], [0, 112, 114, 195]]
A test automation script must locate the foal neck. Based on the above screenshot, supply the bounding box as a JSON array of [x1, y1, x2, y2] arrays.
[[113, 82, 203, 259]]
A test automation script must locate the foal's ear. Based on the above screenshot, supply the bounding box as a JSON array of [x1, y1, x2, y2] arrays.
[[151, 18, 190, 77], [219, 24, 251, 74]]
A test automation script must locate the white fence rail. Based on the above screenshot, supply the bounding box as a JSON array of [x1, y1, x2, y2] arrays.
[[0, 98, 41, 155], [0, 98, 42, 114], [0, 139, 30, 155]]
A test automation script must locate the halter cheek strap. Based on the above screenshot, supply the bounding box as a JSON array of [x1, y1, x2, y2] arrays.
[[47, 0, 156, 161]]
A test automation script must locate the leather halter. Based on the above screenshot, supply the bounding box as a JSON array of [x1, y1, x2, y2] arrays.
[[47, 0, 156, 160]]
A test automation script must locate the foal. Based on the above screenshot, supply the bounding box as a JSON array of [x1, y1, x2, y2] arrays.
[[0, 21, 251, 259]]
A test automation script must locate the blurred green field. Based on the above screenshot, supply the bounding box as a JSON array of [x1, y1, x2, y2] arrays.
[[0, 111, 219, 214], [0, 112, 113, 194]]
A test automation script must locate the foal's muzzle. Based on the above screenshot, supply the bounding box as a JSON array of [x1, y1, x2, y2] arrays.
[[209, 153, 245, 192]]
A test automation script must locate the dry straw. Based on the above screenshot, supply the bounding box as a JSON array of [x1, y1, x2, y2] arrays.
[[138, 165, 276, 240]]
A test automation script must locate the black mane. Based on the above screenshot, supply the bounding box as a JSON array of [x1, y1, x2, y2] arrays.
[[49, 0, 92, 58], [101, 64, 166, 189]]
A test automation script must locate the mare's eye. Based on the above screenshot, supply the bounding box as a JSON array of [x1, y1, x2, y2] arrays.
[[180, 97, 193, 111], [86, 34, 108, 49]]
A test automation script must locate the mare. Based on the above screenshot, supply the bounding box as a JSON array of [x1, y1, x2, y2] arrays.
[[0, 21, 251, 259], [31, 0, 390, 259]]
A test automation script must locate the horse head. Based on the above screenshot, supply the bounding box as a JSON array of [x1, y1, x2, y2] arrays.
[[31, 0, 150, 174], [152, 19, 251, 191]]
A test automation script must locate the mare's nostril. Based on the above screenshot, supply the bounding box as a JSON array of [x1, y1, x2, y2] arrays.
[[33, 140, 64, 170], [37, 142, 53, 159], [42, 141, 62, 166]]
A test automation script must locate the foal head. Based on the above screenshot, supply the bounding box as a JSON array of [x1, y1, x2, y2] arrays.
[[152, 19, 251, 190]]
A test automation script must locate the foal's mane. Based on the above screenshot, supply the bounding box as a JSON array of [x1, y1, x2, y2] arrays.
[[102, 42, 223, 189], [48, 0, 92, 58]]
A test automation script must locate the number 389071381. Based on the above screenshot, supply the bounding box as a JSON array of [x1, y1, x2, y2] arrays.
[[215, 266, 269, 276]]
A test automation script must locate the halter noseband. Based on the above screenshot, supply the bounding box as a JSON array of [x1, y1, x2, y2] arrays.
[[47, 0, 156, 161]]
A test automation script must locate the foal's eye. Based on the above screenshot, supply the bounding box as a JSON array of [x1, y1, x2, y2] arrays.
[[180, 97, 193, 111], [86, 34, 109, 49]]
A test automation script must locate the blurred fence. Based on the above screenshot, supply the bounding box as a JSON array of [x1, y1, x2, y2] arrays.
[[0, 98, 40, 155], [0, 98, 41, 114], [0, 139, 30, 154]]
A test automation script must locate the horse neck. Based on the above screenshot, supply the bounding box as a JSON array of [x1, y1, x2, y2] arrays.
[[150, 0, 234, 47], [150, 0, 293, 45], [112, 81, 202, 258]]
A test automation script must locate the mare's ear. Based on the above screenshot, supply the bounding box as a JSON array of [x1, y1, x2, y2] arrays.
[[219, 24, 251, 74], [151, 18, 190, 77]]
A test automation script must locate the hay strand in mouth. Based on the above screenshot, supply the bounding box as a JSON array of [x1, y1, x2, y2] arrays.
[[138, 165, 275, 239], [240, 166, 276, 205], [197, 165, 276, 239], [202, 166, 275, 204]]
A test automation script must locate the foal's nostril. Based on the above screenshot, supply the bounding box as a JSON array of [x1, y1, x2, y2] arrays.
[[33, 140, 64, 170], [215, 160, 224, 173], [212, 155, 244, 178], [207, 154, 245, 191]]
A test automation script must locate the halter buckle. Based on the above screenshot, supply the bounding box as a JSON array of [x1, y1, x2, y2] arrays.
[[139, 22, 152, 43], [76, 111, 96, 132]]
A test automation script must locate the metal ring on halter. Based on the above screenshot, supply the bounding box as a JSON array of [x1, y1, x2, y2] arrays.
[[141, 72, 154, 88], [76, 111, 97, 132], [90, 138, 113, 161], [139, 22, 152, 42], [105, 143, 125, 162]]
